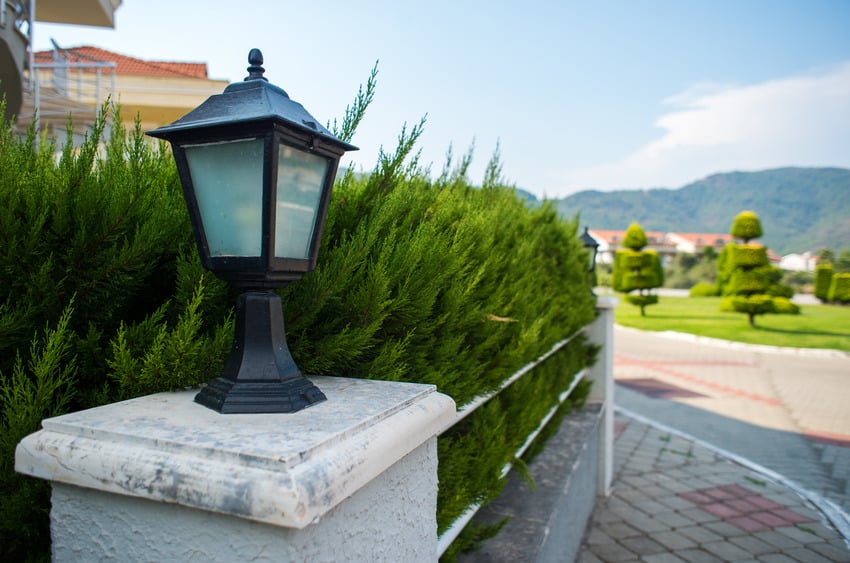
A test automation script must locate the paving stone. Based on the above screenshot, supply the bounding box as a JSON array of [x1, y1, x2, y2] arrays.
[[653, 509, 698, 529], [641, 554, 688, 563], [728, 534, 778, 555], [679, 507, 721, 524], [633, 498, 675, 517], [753, 530, 805, 549], [809, 541, 850, 561], [703, 519, 750, 538], [618, 535, 667, 556], [677, 524, 724, 545], [652, 530, 699, 551], [776, 524, 829, 544], [756, 554, 798, 563], [657, 494, 697, 511], [587, 541, 638, 562], [701, 540, 753, 560], [599, 521, 644, 540], [674, 548, 724, 562], [782, 547, 835, 563]]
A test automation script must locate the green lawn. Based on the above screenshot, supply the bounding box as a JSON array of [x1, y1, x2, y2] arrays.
[[613, 296, 850, 352]]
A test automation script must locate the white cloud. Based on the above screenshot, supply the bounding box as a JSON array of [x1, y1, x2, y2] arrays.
[[559, 62, 850, 194]]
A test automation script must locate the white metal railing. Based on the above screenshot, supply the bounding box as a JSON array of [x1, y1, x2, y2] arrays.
[[435, 297, 617, 557], [437, 365, 589, 555]]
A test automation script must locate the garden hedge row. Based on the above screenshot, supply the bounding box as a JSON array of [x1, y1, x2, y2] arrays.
[[0, 103, 596, 560]]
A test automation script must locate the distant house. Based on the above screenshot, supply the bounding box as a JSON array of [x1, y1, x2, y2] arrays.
[[17, 44, 228, 141], [665, 232, 733, 254], [588, 229, 744, 265], [780, 252, 817, 272], [588, 229, 676, 264], [1, 0, 122, 124]]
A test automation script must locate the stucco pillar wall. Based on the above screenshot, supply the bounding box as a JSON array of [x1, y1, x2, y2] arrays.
[[16, 376, 455, 562], [586, 295, 618, 497]]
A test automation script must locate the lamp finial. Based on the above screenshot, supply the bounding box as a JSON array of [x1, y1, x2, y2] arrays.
[[245, 49, 267, 82]]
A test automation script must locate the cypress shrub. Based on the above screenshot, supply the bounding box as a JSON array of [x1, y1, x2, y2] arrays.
[[612, 223, 662, 316], [719, 211, 795, 327], [733, 245, 767, 268], [829, 273, 850, 303], [772, 297, 800, 315], [730, 210, 763, 243], [815, 263, 833, 302], [1, 101, 597, 559], [689, 282, 719, 297]]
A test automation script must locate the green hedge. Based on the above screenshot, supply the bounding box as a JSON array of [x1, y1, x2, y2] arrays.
[[733, 245, 767, 268], [689, 282, 720, 297], [829, 273, 850, 303], [815, 263, 833, 302], [0, 104, 596, 560]]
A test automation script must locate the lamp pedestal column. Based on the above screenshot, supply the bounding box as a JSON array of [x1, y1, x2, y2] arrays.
[[16, 378, 454, 562]]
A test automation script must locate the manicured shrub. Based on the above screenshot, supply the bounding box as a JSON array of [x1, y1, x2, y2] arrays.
[[733, 245, 767, 268], [829, 273, 850, 303], [730, 210, 763, 243], [689, 282, 719, 297], [718, 210, 795, 327], [612, 223, 662, 316], [815, 263, 833, 303], [772, 297, 800, 315]]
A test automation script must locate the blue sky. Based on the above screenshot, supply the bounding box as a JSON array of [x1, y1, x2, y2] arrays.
[[33, 1, 850, 198]]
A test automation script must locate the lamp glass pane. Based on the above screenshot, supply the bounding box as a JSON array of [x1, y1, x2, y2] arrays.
[[184, 138, 264, 257], [275, 145, 331, 259]]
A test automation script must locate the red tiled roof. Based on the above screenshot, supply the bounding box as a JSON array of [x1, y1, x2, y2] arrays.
[[589, 230, 671, 246], [34, 46, 209, 79]]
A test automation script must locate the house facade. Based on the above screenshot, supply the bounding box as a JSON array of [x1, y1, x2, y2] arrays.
[[590, 229, 744, 265], [1, 0, 122, 123], [23, 44, 228, 138]]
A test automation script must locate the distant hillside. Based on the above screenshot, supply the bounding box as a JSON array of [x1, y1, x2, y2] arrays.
[[552, 167, 850, 255]]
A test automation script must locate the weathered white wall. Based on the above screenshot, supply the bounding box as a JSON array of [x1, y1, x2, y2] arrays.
[[51, 438, 438, 563]]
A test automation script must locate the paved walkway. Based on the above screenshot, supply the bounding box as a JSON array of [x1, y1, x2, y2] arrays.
[[579, 326, 850, 562]]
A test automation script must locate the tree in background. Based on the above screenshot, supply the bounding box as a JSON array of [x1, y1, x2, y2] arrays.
[[813, 248, 850, 303], [814, 260, 833, 303], [612, 222, 663, 316], [829, 273, 850, 304], [718, 211, 798, 327]]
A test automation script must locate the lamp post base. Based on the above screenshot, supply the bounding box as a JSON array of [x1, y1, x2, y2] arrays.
[[194, 290, 326, 414]]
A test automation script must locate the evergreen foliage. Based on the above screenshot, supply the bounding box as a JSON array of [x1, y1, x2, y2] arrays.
[[814, 262, 833, 303], [828, 273, 850, 303], [611, 222, 663, 316], [717, 211, 799, 327], [689, 282, 720, 297], [730, 211, 763, 243], [0, 92, 597, 559]]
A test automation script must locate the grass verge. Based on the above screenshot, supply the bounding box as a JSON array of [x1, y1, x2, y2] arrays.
[[614, 296, 850, 352]]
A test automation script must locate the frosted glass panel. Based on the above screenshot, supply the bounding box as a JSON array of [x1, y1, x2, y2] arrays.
[[184, 138, 264, 257], [275, 146, 330, 259]]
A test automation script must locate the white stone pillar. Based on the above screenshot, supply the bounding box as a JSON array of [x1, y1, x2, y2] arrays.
[[586, 295, 617, 496], [16, 376, 454, 562]]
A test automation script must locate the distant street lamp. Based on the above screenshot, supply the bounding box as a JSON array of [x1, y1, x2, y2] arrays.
[[580, 226, 599, 295], [148, 49, 357, 414]]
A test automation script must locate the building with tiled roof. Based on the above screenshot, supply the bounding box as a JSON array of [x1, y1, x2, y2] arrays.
[[19, 44, 228, 139], [587, 228, 791, 267]]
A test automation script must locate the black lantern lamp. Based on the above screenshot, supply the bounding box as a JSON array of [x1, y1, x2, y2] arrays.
[[147, 49, 357, 414], [579, 226, 599, 294]]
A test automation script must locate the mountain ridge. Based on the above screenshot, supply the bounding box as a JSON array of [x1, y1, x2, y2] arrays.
[[548, 167, 850, 255]]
